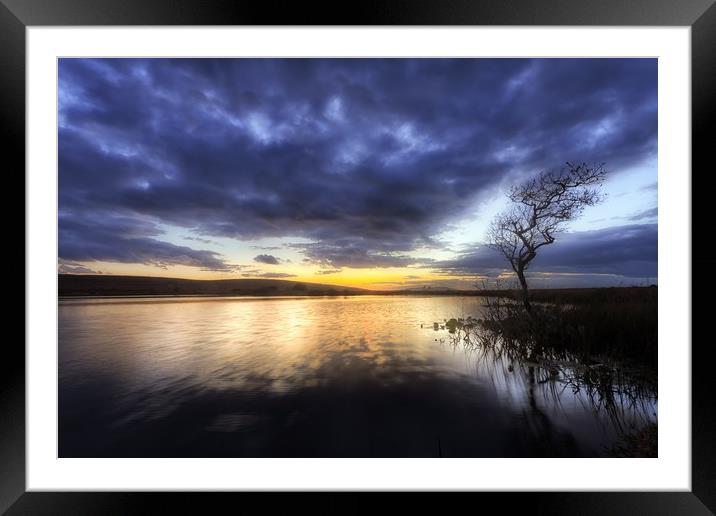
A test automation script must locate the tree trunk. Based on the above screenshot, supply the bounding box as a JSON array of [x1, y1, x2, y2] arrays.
[[516, 267, 532, 314]]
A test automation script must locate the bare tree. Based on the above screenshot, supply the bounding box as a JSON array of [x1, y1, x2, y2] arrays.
[[487, 162, 607, 314]]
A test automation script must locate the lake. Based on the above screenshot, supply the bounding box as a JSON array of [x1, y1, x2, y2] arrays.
[[59, 295, 656, 457]]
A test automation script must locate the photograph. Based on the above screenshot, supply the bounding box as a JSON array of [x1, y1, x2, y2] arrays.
[[57, 57, 658, 459]]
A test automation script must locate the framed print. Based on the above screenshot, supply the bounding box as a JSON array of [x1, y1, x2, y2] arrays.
[[4, 0, 715, 513]]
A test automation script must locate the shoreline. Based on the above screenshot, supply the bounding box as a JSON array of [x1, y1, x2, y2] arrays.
[[58, 274, 657, 299]]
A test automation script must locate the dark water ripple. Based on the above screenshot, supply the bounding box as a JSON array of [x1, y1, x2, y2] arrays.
[[59, 296, 656, 457]]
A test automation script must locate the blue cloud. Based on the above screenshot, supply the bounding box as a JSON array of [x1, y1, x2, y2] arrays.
[[59, 58, 657, 272]]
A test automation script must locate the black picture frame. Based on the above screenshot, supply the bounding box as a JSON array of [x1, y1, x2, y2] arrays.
[[4, 0, 714, 513]]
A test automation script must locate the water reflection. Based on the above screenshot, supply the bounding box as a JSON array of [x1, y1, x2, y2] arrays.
[[437, 326, 656, 441], [59, 296, 656, 457]]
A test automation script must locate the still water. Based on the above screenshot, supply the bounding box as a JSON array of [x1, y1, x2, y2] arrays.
[[59, 295, 656, 457]]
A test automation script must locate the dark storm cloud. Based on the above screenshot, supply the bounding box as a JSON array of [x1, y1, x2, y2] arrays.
[[253, 254, 281, 265], [58, 260, 98, 275], [627, 207, 658, 221], [292, 238, 428, 269], [59, 212, 230, 270], [59, 58, 657, 269], [184, 236, 218, 245], [243, 272, 297, 279], [435, 224, 657, 278], [259, 272, 296, 278]]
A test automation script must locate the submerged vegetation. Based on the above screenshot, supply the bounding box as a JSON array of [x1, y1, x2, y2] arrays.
[[433, 285, 658, 457], [475, 285, 657, 368]]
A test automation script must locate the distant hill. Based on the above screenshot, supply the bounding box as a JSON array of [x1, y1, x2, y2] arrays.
[[58, 274, 656, 299], [58, 274, 370, 297], [397, 286, 459, 293]]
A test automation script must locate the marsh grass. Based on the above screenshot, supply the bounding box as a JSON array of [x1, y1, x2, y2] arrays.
[[475, 286, 657, 369], [435, 287, 658, 456], [437, 317, 657, 456]]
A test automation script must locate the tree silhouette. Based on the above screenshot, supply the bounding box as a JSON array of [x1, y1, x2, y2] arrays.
[[488, 162, 607, 314]]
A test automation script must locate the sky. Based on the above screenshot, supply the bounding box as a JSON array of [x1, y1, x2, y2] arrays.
[[58, 58, 657, 290]]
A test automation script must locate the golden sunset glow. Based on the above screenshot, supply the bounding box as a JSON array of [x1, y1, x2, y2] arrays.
[[63, 260, 472, 290]]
